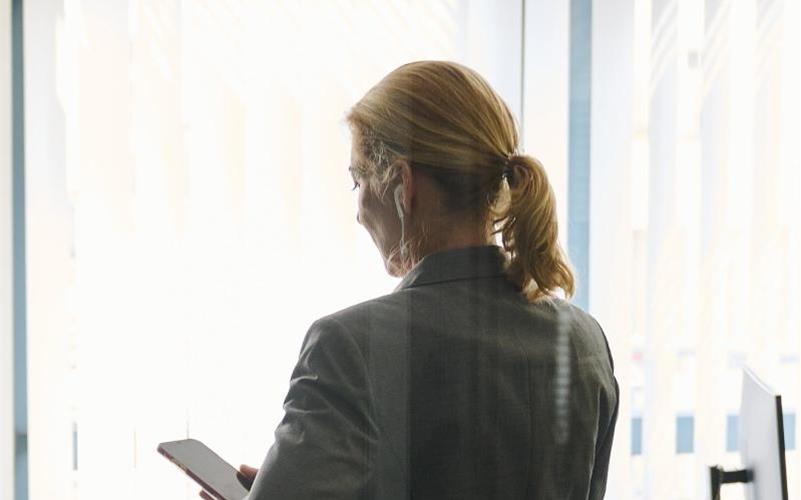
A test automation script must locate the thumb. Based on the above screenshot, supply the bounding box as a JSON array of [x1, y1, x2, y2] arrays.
[[236, 464, 258, 490], [239, 464, 258, 477]]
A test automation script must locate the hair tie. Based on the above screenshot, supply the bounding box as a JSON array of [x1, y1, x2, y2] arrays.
[[502, 154, 518, 181]]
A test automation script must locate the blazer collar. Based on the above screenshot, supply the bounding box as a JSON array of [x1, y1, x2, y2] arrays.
[[394, 245, 509, 292]]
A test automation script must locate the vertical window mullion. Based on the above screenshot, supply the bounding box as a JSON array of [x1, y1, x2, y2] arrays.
[[11, 0, 28, 499]]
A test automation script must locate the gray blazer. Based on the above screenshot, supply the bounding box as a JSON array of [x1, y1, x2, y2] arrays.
[[247, 245, 618, 499]]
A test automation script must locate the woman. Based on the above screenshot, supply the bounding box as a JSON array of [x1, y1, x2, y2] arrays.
[[209, 60, 618, 499]]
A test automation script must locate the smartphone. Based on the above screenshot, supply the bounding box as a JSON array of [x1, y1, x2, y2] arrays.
[[157, 438, 250, 500]]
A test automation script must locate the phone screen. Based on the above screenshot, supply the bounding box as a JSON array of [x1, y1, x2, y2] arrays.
[[157, 439, 250, 500]]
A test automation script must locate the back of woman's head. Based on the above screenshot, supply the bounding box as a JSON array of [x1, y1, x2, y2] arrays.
[[347, 60, 575, 303]]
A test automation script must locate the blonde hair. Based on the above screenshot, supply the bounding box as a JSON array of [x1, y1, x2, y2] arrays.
[[346, 60, 575, 302]]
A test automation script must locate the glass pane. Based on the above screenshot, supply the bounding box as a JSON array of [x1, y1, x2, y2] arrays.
[[23, 1, 524, 498]]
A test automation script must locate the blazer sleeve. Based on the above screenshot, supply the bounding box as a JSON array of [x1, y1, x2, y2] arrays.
[[588, 376, 619, 498], [588, 321, 620, 499], [246, 317, 377, 500]]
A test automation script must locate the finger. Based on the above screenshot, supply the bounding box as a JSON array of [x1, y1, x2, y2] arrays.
[[239, 464, 259, 477], [236, 471, 255, 490]]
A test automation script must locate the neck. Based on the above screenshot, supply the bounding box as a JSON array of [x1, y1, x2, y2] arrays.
[[416, 221, 494, 260]]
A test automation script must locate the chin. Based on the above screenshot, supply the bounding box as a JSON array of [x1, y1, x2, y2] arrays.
[[383, 255, 405, 278], [385, 259, 402, 278]]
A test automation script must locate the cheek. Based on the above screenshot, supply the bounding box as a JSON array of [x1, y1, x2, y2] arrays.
[[357, 188, 377, 230], [358, 188, 390, 236], [357, 189, 368, 223]]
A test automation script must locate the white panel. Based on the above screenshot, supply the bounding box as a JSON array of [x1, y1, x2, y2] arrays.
[[0, 1, 13, 498], [589, 1, 636, 499], [522, 0, 569, 247]]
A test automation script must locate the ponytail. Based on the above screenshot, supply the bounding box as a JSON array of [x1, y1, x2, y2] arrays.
[[494, 155, 575, 302]]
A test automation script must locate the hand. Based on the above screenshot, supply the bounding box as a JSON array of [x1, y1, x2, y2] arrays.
[[198, 464, 259, 499]]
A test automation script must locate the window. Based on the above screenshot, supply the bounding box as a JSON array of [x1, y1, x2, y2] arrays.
[[785, 412, 796, 452], [676, 416, 694, 454], [22, 2, 525, 498], [10, 1, 801, 499], [586, 0, 800, 496], [631, 416, 643, 456], [726, 414, 739, 452]]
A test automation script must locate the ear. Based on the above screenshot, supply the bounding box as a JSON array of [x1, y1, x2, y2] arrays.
[[389, 159, 415, 212]]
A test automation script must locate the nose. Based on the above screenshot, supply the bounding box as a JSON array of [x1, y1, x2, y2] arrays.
[[356, 212, 361, 225]]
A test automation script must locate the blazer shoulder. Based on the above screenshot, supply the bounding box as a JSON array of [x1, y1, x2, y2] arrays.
[[318, 289, 411, 330], [302, 290, 411, 355], [538, 297, 613, 366]]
